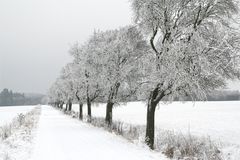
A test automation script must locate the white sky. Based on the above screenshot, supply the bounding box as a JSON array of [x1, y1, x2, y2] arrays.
[[0, 0, 132, 93], [0, 0, 239, 94]]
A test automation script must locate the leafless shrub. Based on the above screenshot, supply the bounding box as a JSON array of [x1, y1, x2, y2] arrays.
[[0, 107, 41, 141], [0, 125, 12, 140], [85, 116, 143, 141], [90, 117, 106, 128], [111, 121, 125, 136], [16, 113, 25, 126], [156, 130, 223, 160], [3, 152, 11, 160]]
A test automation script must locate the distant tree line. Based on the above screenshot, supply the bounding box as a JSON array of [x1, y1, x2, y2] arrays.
[[168, 90, 240, 101], [0, 88, 45, 106], [207, 90, 240, 101], [128, 90, 240, 102]]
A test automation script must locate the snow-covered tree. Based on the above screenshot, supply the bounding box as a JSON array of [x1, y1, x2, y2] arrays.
[[69, 44, 88, 120], [69, 38, 104, 122], [72, 67, 85, 120], [49, 62, 78, 112], [131, 0, 240, 149], [60, 63, 76, 111], [90, 26, 149, 125], [48, 78, 68, 109]]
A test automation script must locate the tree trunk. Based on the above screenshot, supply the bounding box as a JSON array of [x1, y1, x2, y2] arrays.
[[59, 102, 63, 109], [56, 102, 60, 108], [87, 97, 91, 122], [68, 100, 72, 111], [60, 102, 64, 109], [65, 103, 68, 112], [79, 103, 83, 120], [105, 83, 120, 126], [145, 84, 165, 150], [105, 101, 114, 125], [145, 99, 157, 149]]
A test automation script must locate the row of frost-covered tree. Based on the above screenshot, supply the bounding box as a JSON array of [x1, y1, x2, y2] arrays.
[[48, 0, 240, 149]]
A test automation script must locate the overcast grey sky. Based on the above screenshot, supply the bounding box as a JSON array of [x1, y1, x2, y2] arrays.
[[0, 0, 239, 94], [0, 0, 132, 94]]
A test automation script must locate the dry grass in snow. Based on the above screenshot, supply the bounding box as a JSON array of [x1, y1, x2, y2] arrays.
[[0, 106, 41, 160]]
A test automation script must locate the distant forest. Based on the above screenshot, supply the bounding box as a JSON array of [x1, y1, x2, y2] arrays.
[[1, 88, 239, 106], [206, 90, 240, 101], [0, 88, 46, 106], [134, 90, 240, 102]]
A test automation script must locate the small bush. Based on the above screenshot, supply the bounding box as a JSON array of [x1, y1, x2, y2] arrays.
[[0, 107, 41, 141], [16, 113, 25, 126], [81, 116, 143, 142], [3, 152, 11, 160], [0, 125, 12, 140], [156, 131, 223, 160]]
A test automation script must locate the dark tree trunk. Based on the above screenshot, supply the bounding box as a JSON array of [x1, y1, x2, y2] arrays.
[[87, 96, 91, 122], [60, 102, 64, 109], [79, 103, 83, 120], [105, 82, 120, 126], [145, 85, 165, 150], [145, 99, 157, 149], [56, 102, 60, 108], [65, 103, 68, 112], [105, 101, 114, 125], [68, 100, 72, 111], [75, 91, 83, 120]]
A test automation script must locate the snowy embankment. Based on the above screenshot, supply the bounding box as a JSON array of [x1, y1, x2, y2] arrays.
[[72, 101, 240, 145], [0, 106, 36, 125], [71, 101, 240, 159], [30, 106, 167, 160], [0, 106, 41, 160]]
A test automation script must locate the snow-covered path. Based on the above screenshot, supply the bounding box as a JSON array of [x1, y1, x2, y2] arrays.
[[30, 106, 167, 160]]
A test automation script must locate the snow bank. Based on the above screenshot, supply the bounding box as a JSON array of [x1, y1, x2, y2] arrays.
[[0, 106, 36, 126], [0, 106, 41, 160], [72, 101, 240, 146]]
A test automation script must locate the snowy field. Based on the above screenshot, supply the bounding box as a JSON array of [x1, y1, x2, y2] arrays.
[[72, 101, 240, 146], [0, 106, 36, 125]]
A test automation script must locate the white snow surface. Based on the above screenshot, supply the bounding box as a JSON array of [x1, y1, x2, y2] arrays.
[[0, 106, 35, 125], [30, 106, 167, 160], [0, 120, 37, 160], [72, 101, 240, 146]]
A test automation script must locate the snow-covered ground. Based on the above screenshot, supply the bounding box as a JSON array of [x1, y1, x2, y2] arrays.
[[1, 103, 239, 159], [72, 101, 240, 146], [0, 106, 36, 125], [0, 106, 40, 160], [30, 106, 167, 160]]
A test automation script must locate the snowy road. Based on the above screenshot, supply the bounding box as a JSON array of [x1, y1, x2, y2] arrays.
[[30, 106, 167, 160]]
